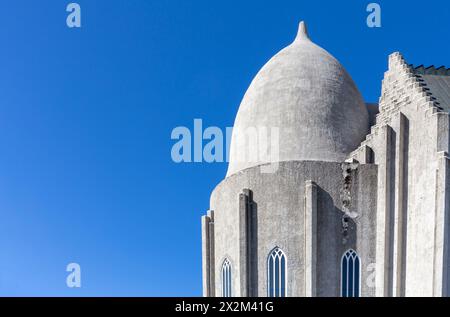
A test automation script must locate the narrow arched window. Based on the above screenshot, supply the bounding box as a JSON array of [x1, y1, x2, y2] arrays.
[[341, 249, 360, 297], [221, 258, 232, 297], [267, 247, 287, 297]]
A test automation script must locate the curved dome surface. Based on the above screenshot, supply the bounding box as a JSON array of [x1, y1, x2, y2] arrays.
[[227, 22, 369, 177]]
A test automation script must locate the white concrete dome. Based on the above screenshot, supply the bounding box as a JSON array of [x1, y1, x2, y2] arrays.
[[227, 22, 369, 177]]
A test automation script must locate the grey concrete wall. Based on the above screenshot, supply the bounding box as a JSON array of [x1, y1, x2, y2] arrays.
[[348, 52, 450, 296], [208, 160, 378, 297]]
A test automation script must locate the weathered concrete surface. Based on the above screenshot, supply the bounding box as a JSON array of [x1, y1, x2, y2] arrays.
[[349, 52, 450, 297], [209, 161, 378, 297]]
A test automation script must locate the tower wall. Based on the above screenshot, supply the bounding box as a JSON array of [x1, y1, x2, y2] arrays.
[[206, 161, 378, 297], [349, 52, 450, 296]]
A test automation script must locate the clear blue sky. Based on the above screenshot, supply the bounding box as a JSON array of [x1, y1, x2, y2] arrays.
[[0, 0, 448, 296]]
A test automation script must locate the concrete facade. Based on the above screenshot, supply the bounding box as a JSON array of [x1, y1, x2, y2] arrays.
[[202, 22, 450, 297]]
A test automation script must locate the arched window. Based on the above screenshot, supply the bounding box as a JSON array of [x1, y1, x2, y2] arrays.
[[267, 247, 287, 297], [221, 258, 232, 297], [341, 249, 360, 297]]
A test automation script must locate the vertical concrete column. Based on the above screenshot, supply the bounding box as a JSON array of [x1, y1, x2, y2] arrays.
[[208, 210, 215, 297], [361, 145, 374, 164], [393, 113, 408, 297], [436, 112, 450, 154], [237, 189, 256, 297], [433, 153, 450, 296], [243, 189, 257, 297], [434, 112, 450, 296], [304, 180, 318, 297], [202, 210, 215, 297], [375, 125, 395, 297], [239, 190, 249, 297]]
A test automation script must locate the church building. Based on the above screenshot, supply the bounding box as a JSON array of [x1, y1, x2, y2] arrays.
[[201, 22, 450, 297]]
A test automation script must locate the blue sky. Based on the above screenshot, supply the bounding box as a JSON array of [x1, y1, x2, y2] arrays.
[[0, 0, 448, 296]]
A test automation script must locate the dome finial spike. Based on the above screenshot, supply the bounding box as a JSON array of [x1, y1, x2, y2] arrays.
[[295, 21, 310, 42]]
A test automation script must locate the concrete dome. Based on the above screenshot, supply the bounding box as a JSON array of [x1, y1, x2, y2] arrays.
[[227, 22, 369, 177]]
